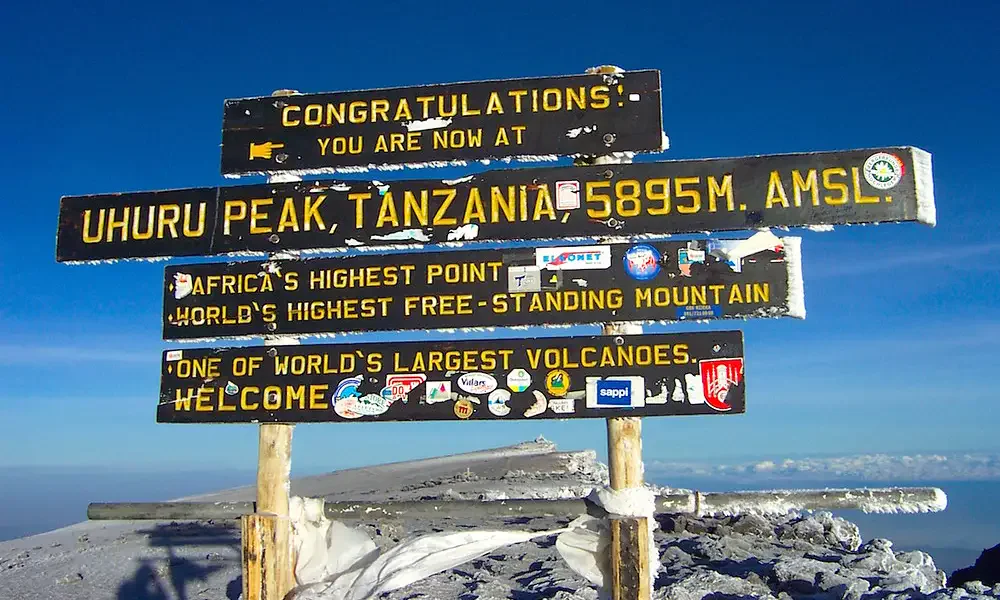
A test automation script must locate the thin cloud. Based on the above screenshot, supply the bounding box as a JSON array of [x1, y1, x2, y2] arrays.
[[0, 344, 158, 365], [648, 453, 1000, 482], [808, 242, 1000, 279]]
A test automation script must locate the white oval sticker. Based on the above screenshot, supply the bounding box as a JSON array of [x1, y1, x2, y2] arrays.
[[353, 394, 390, 416], [457, 372, 498, 395]]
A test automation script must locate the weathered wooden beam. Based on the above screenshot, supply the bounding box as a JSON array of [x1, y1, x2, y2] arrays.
[[601, 317, 650, 600], [87, 487, 947, 522], [242, 513, 280, 600], [88, 498, 605, 521], [610, 517, 651, 600]]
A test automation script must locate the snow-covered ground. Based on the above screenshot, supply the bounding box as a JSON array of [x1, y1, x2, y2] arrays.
[[1, 438, 996, 600]]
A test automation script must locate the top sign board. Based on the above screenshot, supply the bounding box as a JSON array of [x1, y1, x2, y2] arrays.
[[220, 70, 664, 175], [56, 147, 934, 262]]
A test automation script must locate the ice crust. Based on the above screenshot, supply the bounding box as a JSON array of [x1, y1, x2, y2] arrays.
[[0, 439, 982, 600]]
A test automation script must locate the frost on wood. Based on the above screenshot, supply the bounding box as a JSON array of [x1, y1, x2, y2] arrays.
[[913, 147, 937, 227], [782, 236, 806, 319]]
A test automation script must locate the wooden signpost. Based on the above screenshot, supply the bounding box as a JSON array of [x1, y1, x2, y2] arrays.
[[161, 236, 802, 340], [55, 67, 938, 600], [57, 146, 933, 262]]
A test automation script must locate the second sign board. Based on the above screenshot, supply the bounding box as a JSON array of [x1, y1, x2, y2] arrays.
[[163, 232, 803, 340]]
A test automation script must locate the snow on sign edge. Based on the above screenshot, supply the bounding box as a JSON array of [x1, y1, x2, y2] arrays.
[[912, 147, 936, 227], [782, 236, 806, 319]]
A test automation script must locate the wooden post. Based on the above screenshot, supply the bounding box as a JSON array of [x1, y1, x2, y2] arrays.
[[242, 513, 282, 600], [256, 417, 295, 597], [243, 96, 301, 600], [603, 320, 650, 600], [582, 64, 653, 597]]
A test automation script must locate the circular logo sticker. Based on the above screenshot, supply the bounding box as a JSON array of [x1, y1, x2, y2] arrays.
[[454, 399, 474, 419], [545, 370, 570, 397], [623, 245, 661, 281], [863, 153, 905, 190], [507, 368, 532, 393], [487, 389, 512, 416]]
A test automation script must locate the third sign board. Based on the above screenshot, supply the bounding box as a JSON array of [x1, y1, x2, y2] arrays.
[[163, 232, 802, 340]]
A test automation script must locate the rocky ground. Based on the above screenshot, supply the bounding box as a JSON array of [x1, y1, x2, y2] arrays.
[[0, 439, 996, 600]]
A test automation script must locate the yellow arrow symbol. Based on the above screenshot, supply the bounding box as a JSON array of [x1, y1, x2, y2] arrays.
[[249, 141, 285, 160]]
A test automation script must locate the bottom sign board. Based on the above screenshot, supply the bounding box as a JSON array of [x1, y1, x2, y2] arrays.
[[158, 332, 746, 423]]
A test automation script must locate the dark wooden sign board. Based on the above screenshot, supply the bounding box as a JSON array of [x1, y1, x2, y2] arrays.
[[57, 147, 934, 263], [221, 70, 664, 175], [162, 233, 801, 340], [157, 331, 745, 423]]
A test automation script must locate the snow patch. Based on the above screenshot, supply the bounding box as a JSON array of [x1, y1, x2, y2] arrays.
[[402, 117, 453, 132], [807, 224, 835, 232], [782, 236, 806, 319], [446, 223, 479, 241], [441, 174, 474, 185], [912, 147, 937, 227], [566, 125, 598, 139], [370, 229, 430, 242]]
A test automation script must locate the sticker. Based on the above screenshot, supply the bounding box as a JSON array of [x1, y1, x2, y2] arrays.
[[555, 180, 581, 210], [623, 245, 661, 280], [586, 376, 646, 408], [224, 381, 239, 396], [454, 399, 475, 419], [646, 385, 668, 404], [671, 380, 686, 403], [707, 231, 784, 273], [506, 369, 532, 393], [677, 305, 723, 320], [457, 372, 498, 395], [425, 381, 452, 404], [549, 397, 575, 414], [385, 373, 426, 403], [699, 358, 744, 412], [545, 370, 570, 397], [536, 246, 611, 271], [165, 350, 183, 362], [678, 246, 705, 277], [487, 389, 512, 416], [334, 396, 363, 419], [173, 272, 193, 300], [524, 391, 547, 417], [354, 393, 390, 416], [507, 266, 541, 293], [334, 376, 363, 400], [628, 93, 641, 102], [863, 152, 905, 190]]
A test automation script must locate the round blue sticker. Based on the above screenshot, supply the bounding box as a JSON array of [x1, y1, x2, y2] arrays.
[[623, 245, 661, 280]]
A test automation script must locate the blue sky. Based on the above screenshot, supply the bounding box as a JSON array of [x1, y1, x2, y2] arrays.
[[2, 0, 998, 474]]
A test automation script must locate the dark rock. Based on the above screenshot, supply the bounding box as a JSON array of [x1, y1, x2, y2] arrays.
[[731, 514, 776, 539], [949, 543, 1000, 587]]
